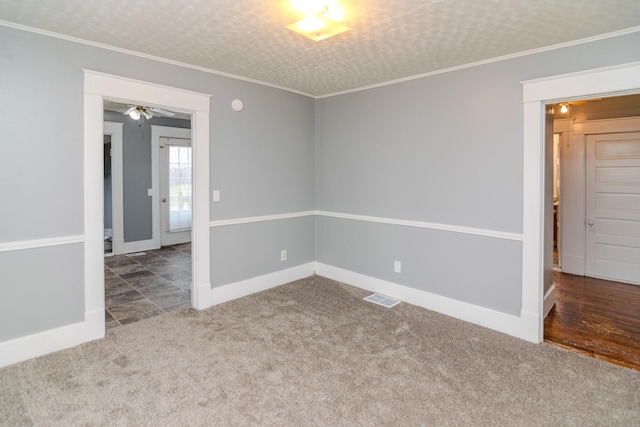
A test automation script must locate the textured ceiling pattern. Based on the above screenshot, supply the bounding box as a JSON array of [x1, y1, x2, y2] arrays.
[[1, 0, 639, 96]]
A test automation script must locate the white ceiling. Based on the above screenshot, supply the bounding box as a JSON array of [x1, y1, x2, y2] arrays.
[[1, 0, 639, 97]]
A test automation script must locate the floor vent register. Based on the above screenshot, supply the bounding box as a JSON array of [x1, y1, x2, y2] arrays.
[[364, 293, 401, 308]]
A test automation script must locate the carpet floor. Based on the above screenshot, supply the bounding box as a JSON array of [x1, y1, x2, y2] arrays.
[[1, 275, 638, 426]]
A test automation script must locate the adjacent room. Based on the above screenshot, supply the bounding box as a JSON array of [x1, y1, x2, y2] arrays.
[[1, 0, 639, 424]]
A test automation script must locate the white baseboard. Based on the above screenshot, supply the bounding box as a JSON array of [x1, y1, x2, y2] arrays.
[[112, 237, 125, 255], [543, 284, 557, 318], [0, 322, 86, 368], [315, 263, 522, 339], [84, 308, 105, 342], [519, 309, 542, 343], [194, 282, 212, 309], [122, 239, 159, 254], [210, 262, 315, 306]]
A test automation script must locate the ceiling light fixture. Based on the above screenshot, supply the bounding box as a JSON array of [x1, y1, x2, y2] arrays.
[[560, 104, 568, 114], [128, 109, 140, 120], [286, 0, 349, 41], [125, 105, 153, 121]]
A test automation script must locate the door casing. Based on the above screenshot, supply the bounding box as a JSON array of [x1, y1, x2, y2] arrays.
[[521, 61, 640, 343], [84, 70, 212, 342]]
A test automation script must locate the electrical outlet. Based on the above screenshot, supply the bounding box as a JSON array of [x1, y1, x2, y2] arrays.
[[281, 250, 287, 261], [394, 260, 401, 273]]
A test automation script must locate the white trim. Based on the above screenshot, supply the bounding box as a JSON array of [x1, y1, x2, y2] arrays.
[[103, 121, 124, 254], [122, 239, 159, 254], [209, 211, 316, 227], [521, 61, 640, 343], [210, 263, 315, 306], [522, 62, 640, 102], [318, 28, 640, 99], [151, 126, 192, 248], [316, 211, 523, 241], [191, 110, 212, 310], [0, 235, 84, 253], [572, 116, 640, 135], [209, 210, 523, 242], [84, 91, 105, 344], [0, 322, 86, 368], [84, 71, 213, 347], [543, 285, 556, 319], [84, 308, 104, 343], [315, 263, 521, 338], [3, 20, 639, 100], [84, 70, 211, 112]]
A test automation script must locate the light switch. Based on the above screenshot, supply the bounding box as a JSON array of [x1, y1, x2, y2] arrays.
[[147, 188, 153, 197], [213, 190, 220, 202]]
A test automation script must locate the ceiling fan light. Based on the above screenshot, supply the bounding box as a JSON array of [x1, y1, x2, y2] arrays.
[[128, 109, 140, 120]]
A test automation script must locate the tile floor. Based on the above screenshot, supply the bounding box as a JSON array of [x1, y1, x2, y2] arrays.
[[104, 243, 192, 329]]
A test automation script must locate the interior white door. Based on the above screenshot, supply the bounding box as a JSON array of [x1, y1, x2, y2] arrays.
[[586, 132, 640, 285], [159, 136, 192, 246]]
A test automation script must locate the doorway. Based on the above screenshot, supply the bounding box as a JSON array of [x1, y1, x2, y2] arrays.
[[83, 70, 212, 341], [551, 96, 640, 284], [102, 103, 195, 328], [543, 96, 640, 366], [521, 61, 640, 343]]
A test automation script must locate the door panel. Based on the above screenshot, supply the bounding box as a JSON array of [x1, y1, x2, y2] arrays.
[[586, 132, 640, 285], [159, 137, 192, 246]]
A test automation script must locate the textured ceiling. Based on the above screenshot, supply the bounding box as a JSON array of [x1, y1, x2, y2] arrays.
[[1, 0, 639, 97]]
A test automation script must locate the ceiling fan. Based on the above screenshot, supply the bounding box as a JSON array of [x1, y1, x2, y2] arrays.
[[123, 105, 176, 120]]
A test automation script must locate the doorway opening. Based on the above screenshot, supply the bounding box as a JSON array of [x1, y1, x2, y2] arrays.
[[542, 94, 640, 368], [548, 94, 640, 283], [102, 101, 194, 328]]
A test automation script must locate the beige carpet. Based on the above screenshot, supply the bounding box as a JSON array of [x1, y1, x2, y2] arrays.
[[1, 276, 638, 426]]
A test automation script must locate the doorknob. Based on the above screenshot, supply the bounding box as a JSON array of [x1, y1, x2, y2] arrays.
[[162, 198, 166, 203], [587, 217, 595, 229]]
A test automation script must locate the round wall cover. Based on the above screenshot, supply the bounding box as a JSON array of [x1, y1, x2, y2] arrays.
[[231, 99, 244, 111]]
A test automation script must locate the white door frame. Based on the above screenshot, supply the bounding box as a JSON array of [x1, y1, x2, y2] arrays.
[[151, 125, 192, 247], [520, 61, 640, 343], [84, 70, 212, 341], [103, 121, 124, 255]]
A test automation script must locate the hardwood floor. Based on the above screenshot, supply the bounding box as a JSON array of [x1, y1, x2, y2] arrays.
[[544, 272, 640, 370]]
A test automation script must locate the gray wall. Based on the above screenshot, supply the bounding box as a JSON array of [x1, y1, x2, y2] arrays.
[[0, 25, 315, 342], [315, 31, 640, 316], [1, 22, 640, 345], [103, 110, 190, 242]]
